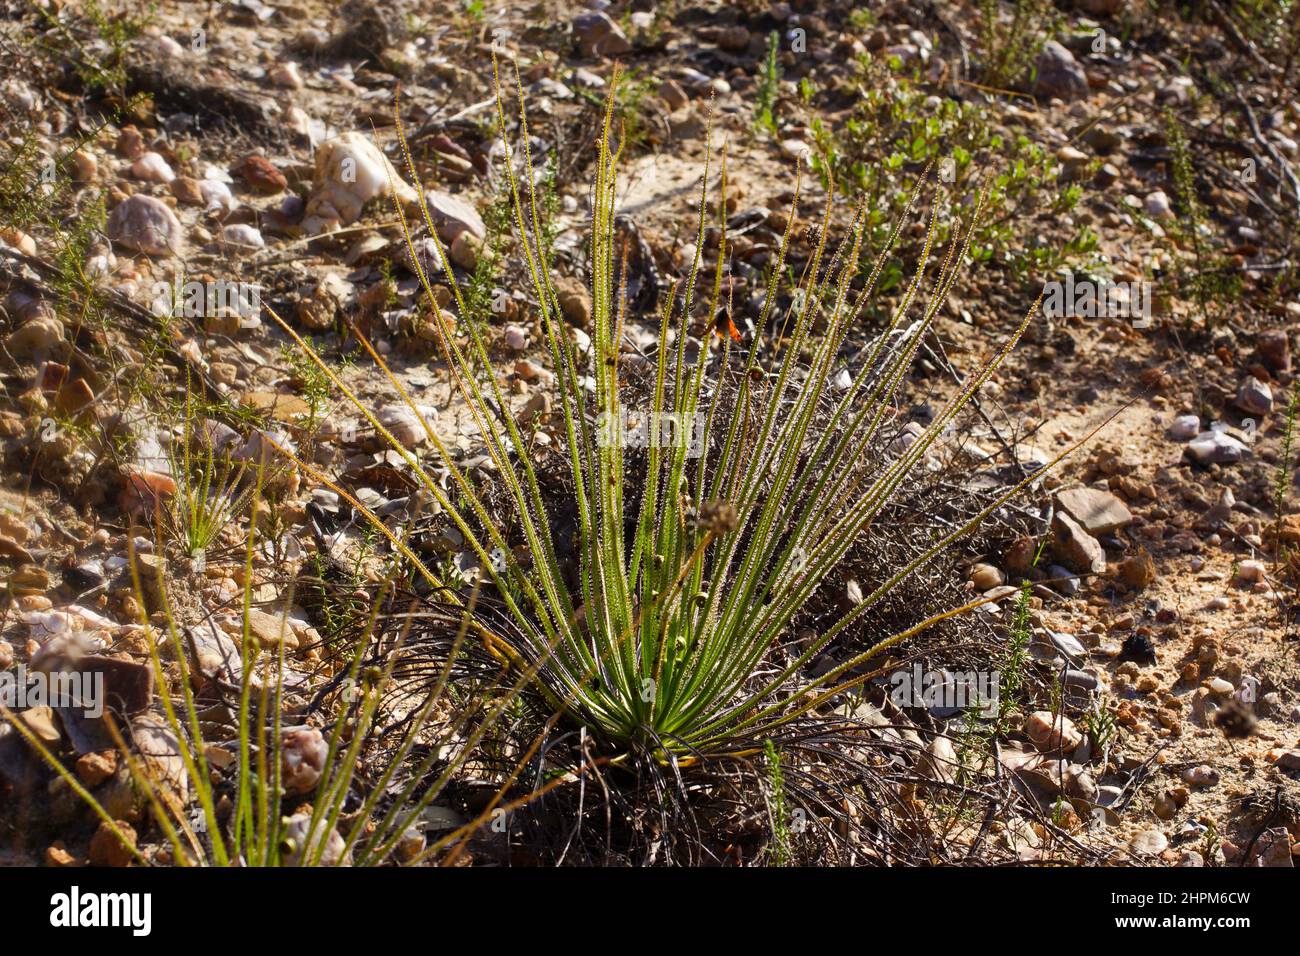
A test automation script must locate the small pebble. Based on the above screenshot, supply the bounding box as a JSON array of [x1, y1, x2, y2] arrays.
[[969, 562, 1004, 590], [107, 194, 184, 256], [1144, 190, 1173, 220], [1168, 414, 1199, 441], [270, 62, 304, 89], [503, 324, 528, 351], [1130, 828, 1169, 855], [131, 151, 175, 183], [1235, 559, 1266, 584], [1235, 376, 1273, 416], [221, 224, 265, 248], [200, 179, 236, 213]]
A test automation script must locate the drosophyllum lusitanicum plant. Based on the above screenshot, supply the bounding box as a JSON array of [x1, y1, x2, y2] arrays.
[[269, 57, 1095, 769]]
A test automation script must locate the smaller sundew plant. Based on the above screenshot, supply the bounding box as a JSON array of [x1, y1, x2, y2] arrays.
[[6, 467, 558, 866], [267, 60, 1095, 763], [166, 385, 253, 560]]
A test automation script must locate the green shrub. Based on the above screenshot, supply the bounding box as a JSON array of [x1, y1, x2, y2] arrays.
[[808, 52, 1093, 292]]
